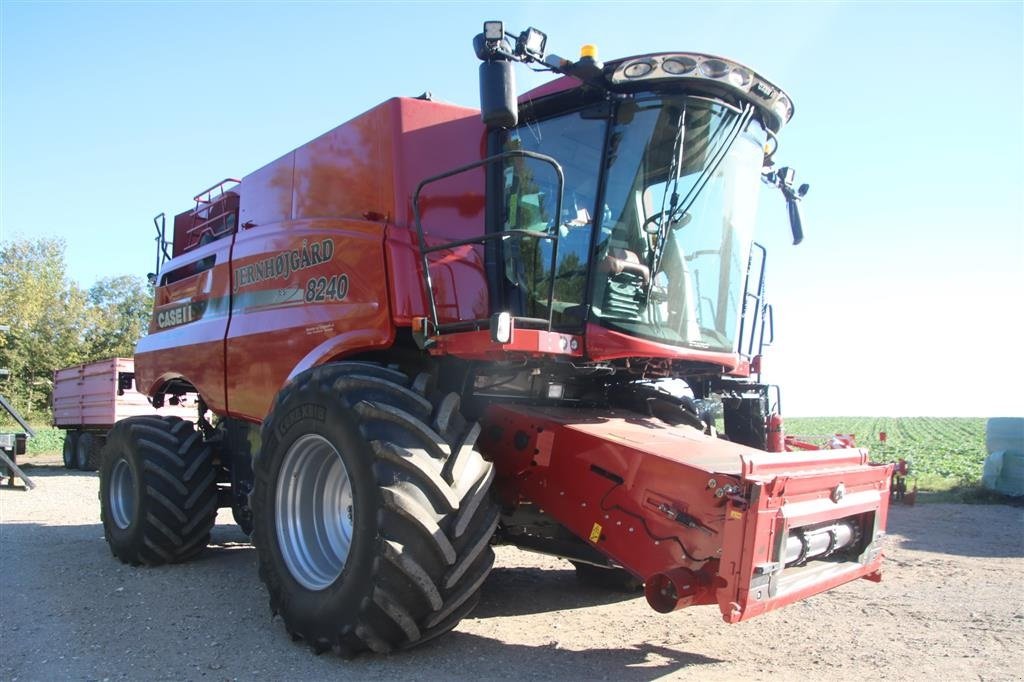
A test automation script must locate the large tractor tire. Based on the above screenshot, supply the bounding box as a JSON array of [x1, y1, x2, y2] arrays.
[[99, 416, 218, 565], [62, 430, 79, 469], [252, 363, 499, 655]]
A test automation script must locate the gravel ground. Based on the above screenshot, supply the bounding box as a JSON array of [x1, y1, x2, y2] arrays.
[[2, 459, 1022, 681]]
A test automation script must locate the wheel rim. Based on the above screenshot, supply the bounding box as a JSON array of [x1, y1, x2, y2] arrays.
[[109, 459, 136, 529], [275, 433, 355, 591]]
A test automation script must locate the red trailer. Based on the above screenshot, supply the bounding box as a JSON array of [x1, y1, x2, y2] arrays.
[[53, 358, 195, 470]]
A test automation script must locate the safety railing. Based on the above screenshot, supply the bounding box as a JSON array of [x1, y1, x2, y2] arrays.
[[185, 178, 241, 250], [152, 212, 171, 279], [737, 241, 771, 358], [413, 150, 564, 335]]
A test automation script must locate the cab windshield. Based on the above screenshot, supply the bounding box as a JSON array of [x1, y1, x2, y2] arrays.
[[500, 95, 766, 352], [591, 96, 766, 352]]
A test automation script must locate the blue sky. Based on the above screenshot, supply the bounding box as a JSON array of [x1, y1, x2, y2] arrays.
[[2, 1, 1021, 416]]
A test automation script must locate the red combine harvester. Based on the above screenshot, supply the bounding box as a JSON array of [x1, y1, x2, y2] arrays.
[[99, 22, 892, 655]]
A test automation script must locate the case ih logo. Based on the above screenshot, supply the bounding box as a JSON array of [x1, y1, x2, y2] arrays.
[[752, 82, 776, 100], [234, 238, 336, 292], [156, 302, 206, 329]]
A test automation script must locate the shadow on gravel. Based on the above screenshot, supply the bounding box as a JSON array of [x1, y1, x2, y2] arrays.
[[10, 462, 96, 478], [886, 504, 1024, 559], [474, 566, 637, 617], [430, 632, 722, 680]]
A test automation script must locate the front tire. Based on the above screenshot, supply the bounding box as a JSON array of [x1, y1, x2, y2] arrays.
[[252, 363, 499, 655], [99, 416, 218, 565]]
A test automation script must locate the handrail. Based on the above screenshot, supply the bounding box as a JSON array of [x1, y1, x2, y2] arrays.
[[152, 213, 170, 276], [737, 241, 767, 358], [412, 150, 565, 334], [186, 209, 236, 238], [193, 178, 241, 205]]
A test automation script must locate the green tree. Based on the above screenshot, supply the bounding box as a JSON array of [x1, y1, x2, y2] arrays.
[[84, 275, 153, 359], [1, 240, 155, 422], [0, 238, 91, 419]]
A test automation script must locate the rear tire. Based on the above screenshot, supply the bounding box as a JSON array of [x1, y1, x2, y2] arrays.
[[252, 363, 499, 655], [99, 416, 218, 566], [63, 430, 79, 469]]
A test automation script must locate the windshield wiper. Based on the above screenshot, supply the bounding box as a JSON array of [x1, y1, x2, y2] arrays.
[[646, 103, 755, 293], [646, 105, 688, 275]]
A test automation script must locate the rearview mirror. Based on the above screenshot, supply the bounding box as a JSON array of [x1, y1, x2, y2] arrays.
[[787, 195, 803, 246], [766, 167, 808, 246]]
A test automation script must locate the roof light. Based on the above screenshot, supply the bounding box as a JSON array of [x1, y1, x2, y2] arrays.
[[580, 44, 598, 59], [608, 52, 795, 131], [662, 56, 697, 75], [699, 59, 730, 78], [518, 27, 547, 59], [772, 95, 792, 122], [483, 21, 504, 41], [623, 60, 655, 79], [728, 67, 752, 88]]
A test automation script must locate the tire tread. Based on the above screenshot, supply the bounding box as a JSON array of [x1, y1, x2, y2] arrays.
[[253, 362, 499, 655]]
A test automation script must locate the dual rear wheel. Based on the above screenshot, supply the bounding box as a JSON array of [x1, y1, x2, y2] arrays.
[[62, 430, 104, 471]]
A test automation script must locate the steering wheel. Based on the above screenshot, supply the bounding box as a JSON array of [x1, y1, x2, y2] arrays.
[[643, 211, 692, 234]]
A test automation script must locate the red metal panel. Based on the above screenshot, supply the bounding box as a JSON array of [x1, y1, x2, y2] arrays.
[[135, 236, 233, 414], [716, 450, 892, 622], [584, 323, 743, 369], [480, 403, 892, 622], [428, 328, 583, 361], [482, 404, 743, 580], [224, 218, 393, 422], [387, 98, 488, 326], [384, 228, 429, 323], [291, 106, 393, 223]]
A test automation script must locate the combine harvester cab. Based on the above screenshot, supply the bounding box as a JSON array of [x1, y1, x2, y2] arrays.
[[416, 23, 894, 624]]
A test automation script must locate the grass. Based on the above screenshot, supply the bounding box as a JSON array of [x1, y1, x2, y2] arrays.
[[24, 427, 66, 455], [784, 417, 1006, 503]]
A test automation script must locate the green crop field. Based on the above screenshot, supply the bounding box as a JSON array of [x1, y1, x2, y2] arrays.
[[785, 417, 987, 485]]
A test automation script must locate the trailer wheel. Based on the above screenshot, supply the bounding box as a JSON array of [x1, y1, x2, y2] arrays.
[[252, 363, 499, 655], [571, 561, 644, 592], [76, 432, 100, 471], [99, 416, 218, 566], [87, 435, 106, 471], [63, 430, 79, 469]]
